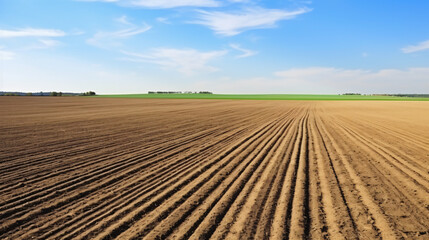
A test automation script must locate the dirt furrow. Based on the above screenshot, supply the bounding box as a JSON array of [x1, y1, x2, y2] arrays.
[[2, 98, 429, 240], [311, 117, 358, 239], [119, 112, 294, 240], [332, 119, 429, 208], [316, 116, 399, 239], [206, 115, 299, 240], [79, 111, 288, 240], [18, 124, 251, 240], [269, 111, 307, 240]]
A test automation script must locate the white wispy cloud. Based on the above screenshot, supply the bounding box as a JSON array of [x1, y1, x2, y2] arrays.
[[87, 19, 151, 48], [289, 0, 312, 4], [115, 15, 132, 25], [38, 39, 61, 48], [121, 48, 227, 74], [156, 17, 171, 24], [128, 0, 220, 8], [402, 40, 429, 53], [228, 0, 250, 2], [229, 43, 257, 58], [91, 24, 151, 39], [70, 30, 85, 35], [0, 47, 15, 60], [192, 7, 311, 36], [77, 0, 220, 8], [0, 28, 65, 38], [22, 39, 62, 50]]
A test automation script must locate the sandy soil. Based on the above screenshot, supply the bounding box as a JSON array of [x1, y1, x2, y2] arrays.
[[0, 97, 428, 239]]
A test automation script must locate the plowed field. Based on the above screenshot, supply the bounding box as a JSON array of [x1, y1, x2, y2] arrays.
[[1, 97, 429, 239]]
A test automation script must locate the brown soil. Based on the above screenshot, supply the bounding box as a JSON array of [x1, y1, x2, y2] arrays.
[[1, 97, 428, 239]]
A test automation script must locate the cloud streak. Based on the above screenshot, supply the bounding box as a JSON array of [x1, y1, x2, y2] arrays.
[[0, 28, 65, 38], [115, 15, 133, 25], [156, 17, 171, 24], [127, 0, 220, 8], [402, 40, 429, 53], [121, 48, 227, 74], [192, 7, 311, 36], [38, 39, 61, 48], [229, 43, 257, 58], [78, 0, 220, 8], [87, 20, 151, 48]]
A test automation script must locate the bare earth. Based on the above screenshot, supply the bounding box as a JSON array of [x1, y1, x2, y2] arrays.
[[1, 97, 429, 239]]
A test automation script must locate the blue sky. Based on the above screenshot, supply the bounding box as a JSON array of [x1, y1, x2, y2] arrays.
[[1, 0, 428, 94]]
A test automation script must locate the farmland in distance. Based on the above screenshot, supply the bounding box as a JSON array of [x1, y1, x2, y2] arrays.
[[1, 97, 429, 239]]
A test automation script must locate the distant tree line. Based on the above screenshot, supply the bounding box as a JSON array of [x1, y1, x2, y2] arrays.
[[80, 91, 96, 96], [148, 91, 213, 94], [2, 93, 20, 96], [0, 91, 96, 96], [373, 94, 429, 98], [340, 93, 429, 98], [50, 92, 63, 96]]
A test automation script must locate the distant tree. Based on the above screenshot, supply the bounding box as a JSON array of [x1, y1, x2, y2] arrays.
[[81, 91, 96, 96], [26, 92, 33, 96], [50, 92, 58, 96], [58, 92, 63, 96]]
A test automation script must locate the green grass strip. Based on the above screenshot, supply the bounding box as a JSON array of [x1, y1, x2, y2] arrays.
[[93, 94, 429, 101]]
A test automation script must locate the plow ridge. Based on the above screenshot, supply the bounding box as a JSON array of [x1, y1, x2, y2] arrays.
[[1, 98, 429, 239], [312, 119, 358, 238], [23, 126, 250, 239]]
